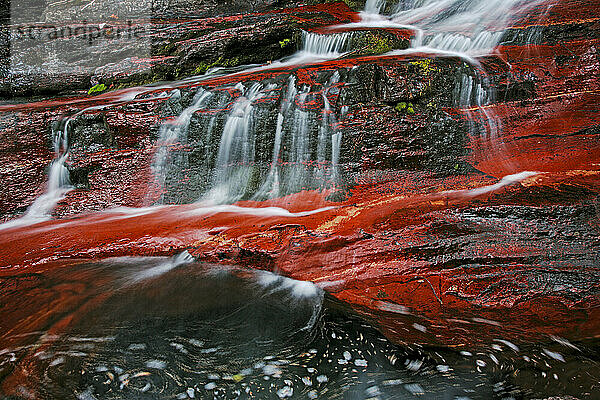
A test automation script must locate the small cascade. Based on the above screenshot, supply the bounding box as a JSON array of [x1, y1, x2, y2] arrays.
[[150, 72, 345, 205], [150, 88, 214, 204], [316, 72, 340, 184], [25, 120, 72, 219], [281, 86, 311, 195], [0, 88, 155, 227], [254, 76, 299, 200], [301, 31, 355, 56], [454, 72, 497, 137], [364, 0, 387, 14], [331, 131, 342, 184], [351, 0, 547, 171], [454, 69, 515, 170], [426, 31, 503, 54], [206, 83, 266, 203], [356, 0, 545, 55], [275, 72, 342, 198]]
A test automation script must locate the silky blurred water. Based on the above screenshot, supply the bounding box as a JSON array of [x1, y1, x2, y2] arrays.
[[0, 257, 597, 399]]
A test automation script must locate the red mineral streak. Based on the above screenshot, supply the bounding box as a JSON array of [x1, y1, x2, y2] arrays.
[[467, 2, 600, 177], [0, 171, 598, 340]]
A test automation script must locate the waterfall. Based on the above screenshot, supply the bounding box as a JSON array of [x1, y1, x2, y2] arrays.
[[205, 83, 266, 203], [398, 0, 532, 54], [316, 72, 340, 185], [331, 132, 342, 184], [254, 76, 298, 200], [146, 71, 345, 205], [351, 0, 548, 174], [426, 31, 504, 53], [276, 73, 342, 196], [300, 31, 354, 56], [364, 0, 386, 14], [356, 0, 545, 55], [150, 88, 215, 204], [25, 120, 72, 218], [0, 118, 73, 229]]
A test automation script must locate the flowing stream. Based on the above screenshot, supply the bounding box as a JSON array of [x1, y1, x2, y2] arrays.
[[1, 1, 598, 399], [3, 0, 552, 221]]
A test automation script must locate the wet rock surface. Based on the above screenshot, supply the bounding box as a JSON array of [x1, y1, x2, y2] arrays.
[[0, 0, 599, 398], [0, 1, 368, 97]]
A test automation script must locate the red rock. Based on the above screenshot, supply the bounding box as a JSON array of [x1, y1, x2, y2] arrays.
[[0, 0, 598, 356]]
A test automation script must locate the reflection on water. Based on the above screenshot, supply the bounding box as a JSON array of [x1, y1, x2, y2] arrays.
[[0, 256, 597, 399]]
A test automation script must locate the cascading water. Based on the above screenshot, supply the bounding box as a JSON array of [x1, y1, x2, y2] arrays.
[[206, 83, 266, 203], [300, 31, 355, 57], [149, 88, 216, 204], [317, 72, 341, 185], [1, 88, 153, 227], [2, 1, 599, 399], [364, 0, 386, 14], [25, 120, 72, 218], [253, 76, 298, 200], [0, 120, 72, 229], [7, 0, 546, 219], [349, 0, 549, 173], [151, 71, 344, 205], [354, 0, 547, 55]]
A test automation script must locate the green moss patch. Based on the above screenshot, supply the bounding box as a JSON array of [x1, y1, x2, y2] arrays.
[[192, 56, 241, 76], [394, 101, 415, 114], [87, 83, 107, 96]]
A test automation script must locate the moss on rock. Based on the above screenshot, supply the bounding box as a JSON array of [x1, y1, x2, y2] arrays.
[[192, 56, 242, 76], [394, 101, 415, 114], [87, 83, 107, 96]]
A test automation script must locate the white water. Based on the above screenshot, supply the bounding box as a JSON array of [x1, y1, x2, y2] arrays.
[[27, 120, 72, 218], [364, 0, 387, 14], [126, 251, 195, 284], [0, 121, 73, 230], [331, 132, 342, 184], [318, 72, 341, 185], [444, 171, 540, 198], [350, 0, 546, 55], [206, 83, 266, 203], [143, 12, 356, 204], [254, 270, 324, 332], [187, 204, 336, 218], [203, 30, 356, 78], [349, 0, 548, 171], [300, 31, 355, 57], [1, 0, 546, 228], [151, 88, 214, 203], [185, 72, 343, 204], [254, 76, 298, 200], [1, 89, 163, 229]]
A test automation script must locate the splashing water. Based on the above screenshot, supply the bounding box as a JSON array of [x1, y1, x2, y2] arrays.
[[150, 89, 215, 204], [124, 251, 195, 284], [300, 31, 356, 57], [359, 0, 548, 55]]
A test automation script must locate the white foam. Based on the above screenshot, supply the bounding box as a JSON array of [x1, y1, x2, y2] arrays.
[[187, 204, 336, 218], [126, 251, 194, 284], [445, 171, 539, 198]]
